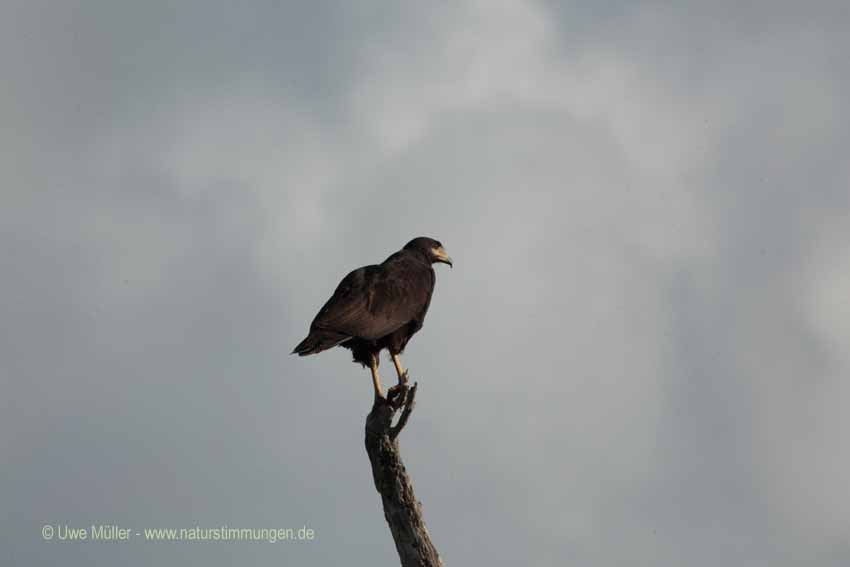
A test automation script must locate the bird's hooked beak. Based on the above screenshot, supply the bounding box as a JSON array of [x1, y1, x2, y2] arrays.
[[433, 246, 453, 268]]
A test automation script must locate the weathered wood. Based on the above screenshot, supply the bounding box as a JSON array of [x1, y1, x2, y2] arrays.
[[364, 377, 443, 567]]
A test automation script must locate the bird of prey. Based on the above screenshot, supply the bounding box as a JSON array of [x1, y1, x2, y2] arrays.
[[292, 237, 452, 399]]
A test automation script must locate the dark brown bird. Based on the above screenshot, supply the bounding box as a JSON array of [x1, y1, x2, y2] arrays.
[[292, 237, 452, 399]]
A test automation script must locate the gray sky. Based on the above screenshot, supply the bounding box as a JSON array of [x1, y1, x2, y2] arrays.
[[3, 1, 849, 565]]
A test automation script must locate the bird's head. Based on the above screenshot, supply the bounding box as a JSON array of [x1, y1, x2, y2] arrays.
[[404, 237, 453, 268]]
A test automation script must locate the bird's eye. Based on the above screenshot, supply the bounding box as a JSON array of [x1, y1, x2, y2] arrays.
[[436, 241, 442, 248]]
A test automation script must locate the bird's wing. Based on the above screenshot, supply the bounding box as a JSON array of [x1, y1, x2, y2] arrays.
[[311, 265, 428, 340]]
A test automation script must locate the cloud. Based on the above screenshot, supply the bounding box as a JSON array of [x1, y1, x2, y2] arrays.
[[3, 0, 849, 565]]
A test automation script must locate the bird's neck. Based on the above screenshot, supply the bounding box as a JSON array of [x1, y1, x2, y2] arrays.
[[405, 248, 431, 266]]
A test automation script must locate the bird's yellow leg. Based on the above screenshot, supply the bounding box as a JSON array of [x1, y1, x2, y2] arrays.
[[370, 354, 384, 400], [391, 354, 408, 386]]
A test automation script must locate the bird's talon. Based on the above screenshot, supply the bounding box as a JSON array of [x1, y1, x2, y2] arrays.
[[387, 384, 401, 401], [387, 382, 409, 408]]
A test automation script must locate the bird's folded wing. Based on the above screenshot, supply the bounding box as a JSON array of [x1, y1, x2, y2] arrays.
[[311, 267, 426, 340]]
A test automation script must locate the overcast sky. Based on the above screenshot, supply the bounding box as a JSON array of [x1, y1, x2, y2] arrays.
[[3, 1, 849, 565]]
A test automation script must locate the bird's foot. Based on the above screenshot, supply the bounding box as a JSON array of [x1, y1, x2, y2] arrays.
[[386, 384, 405, 407], [386, 370, 411, 408], [368, 376, 419, 440]]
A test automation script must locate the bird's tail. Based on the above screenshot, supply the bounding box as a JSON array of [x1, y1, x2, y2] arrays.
[[291, 330, 349, 356]]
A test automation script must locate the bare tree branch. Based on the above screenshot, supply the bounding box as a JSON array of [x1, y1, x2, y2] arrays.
[[364, 379, 443, 567]]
